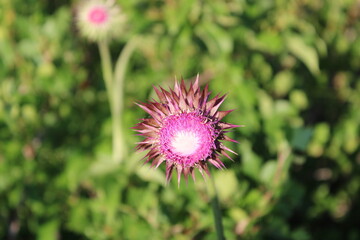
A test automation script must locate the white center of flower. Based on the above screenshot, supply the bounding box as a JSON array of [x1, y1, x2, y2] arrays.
[[171, 130, 200, 156]]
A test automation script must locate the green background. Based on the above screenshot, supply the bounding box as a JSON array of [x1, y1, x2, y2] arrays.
[[1, 0, 359, 239]]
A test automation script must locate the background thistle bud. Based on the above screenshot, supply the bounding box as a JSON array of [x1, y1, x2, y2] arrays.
[[76, 0, 126, 42]]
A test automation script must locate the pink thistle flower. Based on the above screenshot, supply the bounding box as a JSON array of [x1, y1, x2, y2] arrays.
[[134, 76, 240, 185], [76, 0, 126, 42]]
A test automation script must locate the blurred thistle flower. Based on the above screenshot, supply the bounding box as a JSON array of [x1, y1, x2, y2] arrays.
[[134, 76, 240, 185], [76, 0, 126, 42]]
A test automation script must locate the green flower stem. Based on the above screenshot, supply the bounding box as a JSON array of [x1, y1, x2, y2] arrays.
[[112, 37, 139, 163], [98, 40, 114, 106], [98, 40, 120, 164], [98, 37, 137, 164], [208, 172, 226, 240]]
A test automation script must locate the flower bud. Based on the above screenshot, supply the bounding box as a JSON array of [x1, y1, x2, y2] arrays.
[[76, 0, 126, 42]]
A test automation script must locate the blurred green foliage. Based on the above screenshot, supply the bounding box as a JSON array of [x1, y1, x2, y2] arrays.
[[1, 0, 360, 239]]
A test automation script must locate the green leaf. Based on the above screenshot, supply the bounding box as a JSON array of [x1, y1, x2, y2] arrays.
[[273, 71, 295, 97], [196, 22, 233, 55], [37, 220, 59, 240], [214, 170, 239, 203], [286, 34, 320, 75], [291, 127, 313, 151], [260, 160, 278, 185], [240, 141, 262, 181]]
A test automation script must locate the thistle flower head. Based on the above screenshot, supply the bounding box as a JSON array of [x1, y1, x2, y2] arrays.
[[76, 0, 126, 42], [134, 76, 240, 185]]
